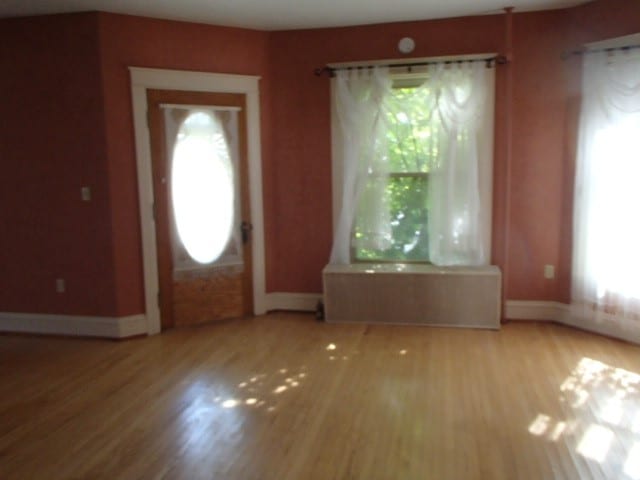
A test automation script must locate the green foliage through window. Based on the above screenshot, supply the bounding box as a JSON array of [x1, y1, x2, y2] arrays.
[[353, 85, 442, 262]]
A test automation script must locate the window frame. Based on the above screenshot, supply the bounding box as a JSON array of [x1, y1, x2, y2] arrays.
[[330, 58, 496, 266]]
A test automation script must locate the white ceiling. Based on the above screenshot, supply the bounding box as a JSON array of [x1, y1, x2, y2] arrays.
[[0, 0, 588, 31]]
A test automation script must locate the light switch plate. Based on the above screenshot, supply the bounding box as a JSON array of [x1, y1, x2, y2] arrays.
[[544, 264, 555, 279]]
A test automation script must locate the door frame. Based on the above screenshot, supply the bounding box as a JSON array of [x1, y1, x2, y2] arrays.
[[129, 67, 267, 335]]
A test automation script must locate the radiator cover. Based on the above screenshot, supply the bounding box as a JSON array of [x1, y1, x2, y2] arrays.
[[323, 264, 501, 329]]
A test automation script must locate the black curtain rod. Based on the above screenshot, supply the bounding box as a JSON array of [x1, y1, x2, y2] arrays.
[[314, 54, 508, 77], [562, 43, 640, 60]]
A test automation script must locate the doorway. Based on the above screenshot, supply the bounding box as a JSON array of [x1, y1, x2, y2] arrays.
[[147, 90, 253, 329], [130, 68, 267, 335]]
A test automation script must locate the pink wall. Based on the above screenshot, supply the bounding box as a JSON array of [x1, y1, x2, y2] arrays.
[[267, 1, 640, 301], [569, 0, 640, 44], [2, 0, 639, 320], [267, 15, 506, 292], [0, 13, 117, 315], [507, 10, 572, 301], [265, 11, 568, 299], [96, 13, 270, 316], [0, 12, 270, 317]]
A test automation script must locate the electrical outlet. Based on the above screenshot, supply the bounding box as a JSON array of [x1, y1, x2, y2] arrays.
[[55, 278, 65, 293], [544, 264, 555, 279]]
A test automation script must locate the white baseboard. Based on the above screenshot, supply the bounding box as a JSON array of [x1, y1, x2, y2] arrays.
[[561, 311, 640, 345], [0, 312, 148, 339], [0, 293, 322, 339], [505, 300, 640, 345], [265, 292, 322, 312], [505, 300, 569, 322], [266, 296, 567, 322], [4, 300, 633, 345]]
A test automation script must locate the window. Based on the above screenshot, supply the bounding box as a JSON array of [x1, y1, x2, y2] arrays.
[[571, 46, 640, 339], [163, 107, 243, 272], [330, 62, 494, 267], [354, 84, 436, 262], [171, 110, 235, 264]]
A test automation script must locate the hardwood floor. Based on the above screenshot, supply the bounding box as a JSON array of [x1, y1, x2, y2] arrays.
[[1, 314, 639, 479]]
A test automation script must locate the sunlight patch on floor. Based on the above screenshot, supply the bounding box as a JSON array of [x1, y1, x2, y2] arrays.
[[577, 424, 614, 463], [528, 357, 640, 477], [528, 414, 552, 436], [624, 442, 640, 479], [222, 399, 239, 408]]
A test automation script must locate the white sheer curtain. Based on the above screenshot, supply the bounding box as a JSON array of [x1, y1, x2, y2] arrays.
[[426, 62, 490, 265], [329, 67, 392, 264], [163, 106, 242, 273], [329, 61, 492, 266], [571, 50, 640, 342]]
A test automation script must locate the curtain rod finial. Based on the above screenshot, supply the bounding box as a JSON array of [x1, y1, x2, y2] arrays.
[[314, 66, 335, 77]]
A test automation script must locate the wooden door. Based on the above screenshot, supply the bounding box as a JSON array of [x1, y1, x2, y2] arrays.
[[147, 90, 253, 330]]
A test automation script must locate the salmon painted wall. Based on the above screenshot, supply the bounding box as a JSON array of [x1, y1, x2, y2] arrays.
[[507, 10, 572, 301], [0, 12, 270, 317], [267, 15, 507, 293], [2, 1, 639, 319], [0, 13, 118, 315], [509, 1, 640, 303], [569, 0, 640, 44], [268, 1, 640, 302], [96, 13, 270, 316]]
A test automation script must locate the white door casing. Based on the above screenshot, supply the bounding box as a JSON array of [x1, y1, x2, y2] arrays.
[[129, 67, 267, 335]]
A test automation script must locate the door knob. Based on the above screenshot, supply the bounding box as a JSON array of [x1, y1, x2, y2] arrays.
[[241, 221, 253, 244]]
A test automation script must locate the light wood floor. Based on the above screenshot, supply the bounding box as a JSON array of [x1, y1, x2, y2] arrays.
[[1, 314, 639, 480]]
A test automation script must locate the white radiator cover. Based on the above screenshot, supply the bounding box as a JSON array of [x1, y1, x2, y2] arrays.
[[323, 264, 501, 329]]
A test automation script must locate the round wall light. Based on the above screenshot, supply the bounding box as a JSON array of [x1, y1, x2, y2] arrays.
[[398, 37, 415, 54]]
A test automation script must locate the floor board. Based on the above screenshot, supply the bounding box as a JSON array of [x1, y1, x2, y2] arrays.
[[1, 314, 639, 479]]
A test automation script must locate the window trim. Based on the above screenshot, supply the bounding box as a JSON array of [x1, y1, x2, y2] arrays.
[[331, 60, 495, 265]]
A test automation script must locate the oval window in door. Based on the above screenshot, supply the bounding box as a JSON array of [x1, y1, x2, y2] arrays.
[[171, 110, 234, 264]]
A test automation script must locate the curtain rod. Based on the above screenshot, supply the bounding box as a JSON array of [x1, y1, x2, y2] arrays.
[[562, 43, 640, 60], [160, 103, 242, 112], [314, 54, 508, 77]]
